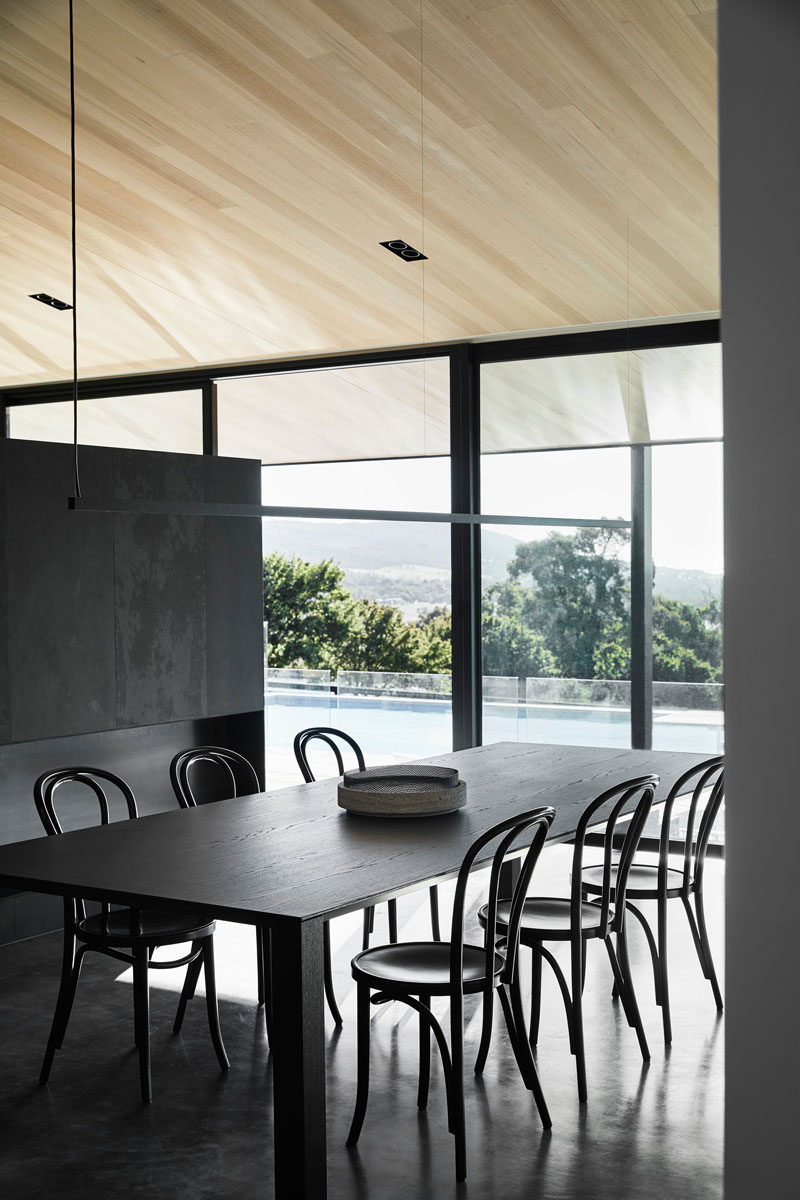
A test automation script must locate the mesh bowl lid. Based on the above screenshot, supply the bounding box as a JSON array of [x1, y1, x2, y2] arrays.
[[342, 764, 460, 794]]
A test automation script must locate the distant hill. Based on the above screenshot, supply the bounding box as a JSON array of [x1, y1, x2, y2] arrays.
[[263, 519, 722, 608], [262, 519, 520, 579], [654, 566, 722, 607]]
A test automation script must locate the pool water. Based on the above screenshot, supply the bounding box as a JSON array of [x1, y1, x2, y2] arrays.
[[265, 690, 723, 787]]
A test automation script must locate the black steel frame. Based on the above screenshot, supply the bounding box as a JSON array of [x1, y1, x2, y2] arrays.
[[0, 318, 721, 755]]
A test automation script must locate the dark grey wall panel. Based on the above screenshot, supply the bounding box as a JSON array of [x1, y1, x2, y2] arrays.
[[0, 447, 10, 744], [113, 450, 207, 727], [113, 512, 207, 726], [1, 443, 262, 741], [112, 447, 203, 504], [5, 442, 116, 741], [205, 456, 264, 717]]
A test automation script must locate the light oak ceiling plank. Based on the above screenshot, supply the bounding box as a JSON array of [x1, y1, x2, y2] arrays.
[[0, 0, 718, 386]]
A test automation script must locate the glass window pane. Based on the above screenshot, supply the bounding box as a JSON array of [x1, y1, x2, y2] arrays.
[[262, 455, 450, 514], [480, 342, 721, 452], [481, 524, 631, 750], [639, 343, 722, 442], [481, 446, 631, 521], [7, 391, 203, 453], [217, 358, 449, 467], [481, 354, 630, 451], [651, 442, 724, 754], [262, 516, 451, 787]]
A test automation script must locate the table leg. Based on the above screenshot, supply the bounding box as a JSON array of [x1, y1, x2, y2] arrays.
[[267, 917, 326, 1199]]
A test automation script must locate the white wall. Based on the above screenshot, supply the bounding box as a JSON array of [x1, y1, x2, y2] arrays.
[[720, 2, 800, 1196]]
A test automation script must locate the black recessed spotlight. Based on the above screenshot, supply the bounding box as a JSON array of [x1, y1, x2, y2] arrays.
[[29, 293, 73, 310], [379, 239, 428, 261]]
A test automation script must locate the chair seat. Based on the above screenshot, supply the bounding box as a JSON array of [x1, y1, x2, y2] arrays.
[[78, 907, 216, 947], [351, 941, 503, 995], [482, 897, 610, 940], [582, 861, 687, 899]]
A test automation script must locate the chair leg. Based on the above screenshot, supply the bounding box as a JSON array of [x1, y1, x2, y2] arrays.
[[323, 921, 344, 1027], [201, 938, 230, 1072], [528, 945, 543, 1049], [173, 941, 203, 1033], [474, 984, 494, 1075], [346, 983, 371, 1145], [624, 899, 669, 1043], [614, 920, 638, 1030], [429, 884, 441, 941], [388, 899, 398, 943], [606, 935, 650, 1063], [569, 938, 588, 1102], [132, 945, 152, 1103], [656, 899, 673, 1044], [625, 902, 662, 1003], [417, 992, 431, 1108], [40, 937, 86, 1086], [500, 981, 552, 1129], [685, 890, 724, 1010], [451, 1043, 467, 1183]]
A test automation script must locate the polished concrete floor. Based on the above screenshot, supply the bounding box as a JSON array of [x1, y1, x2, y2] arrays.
[[0, 849, 724, 1199]]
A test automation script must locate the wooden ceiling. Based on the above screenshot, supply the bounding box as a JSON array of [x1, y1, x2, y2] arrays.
[[0, 0, 718, 389]]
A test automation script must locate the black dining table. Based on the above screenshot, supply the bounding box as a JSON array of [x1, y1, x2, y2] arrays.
[[0, 740, 710, 1198]]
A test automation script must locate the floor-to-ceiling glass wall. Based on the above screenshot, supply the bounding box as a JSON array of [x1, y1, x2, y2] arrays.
[[479, 353, 634, 749], [216, 357, 453, 786], [3, 322, 723, 768], [641, 342, 724, 753], [477, 335, 723, 752]]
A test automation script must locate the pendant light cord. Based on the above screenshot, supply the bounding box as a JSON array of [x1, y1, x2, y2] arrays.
[[69, 0, 81, 499]]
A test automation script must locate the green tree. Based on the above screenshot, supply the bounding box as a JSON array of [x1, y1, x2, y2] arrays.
[[482, 582, 558, 678], [263, 554, 454, 674], [591, 596, 723, 683], [336, 598, 431, 672], [592, 618, 630, 680], [263, 553, 353, 669], [506, 528, 630, 678], [653, 596, 722, 682], [414, 607, 452, 673]]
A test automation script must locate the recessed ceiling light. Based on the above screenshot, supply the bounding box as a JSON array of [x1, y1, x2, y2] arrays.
[[29, 292, 72, 310], [379, 240, 427, 261]]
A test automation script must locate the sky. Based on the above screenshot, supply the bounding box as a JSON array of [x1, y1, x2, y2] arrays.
[[261, 442, 724, 575]]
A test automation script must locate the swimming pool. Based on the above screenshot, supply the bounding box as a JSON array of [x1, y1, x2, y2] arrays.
[[265, 688, 723, 787]]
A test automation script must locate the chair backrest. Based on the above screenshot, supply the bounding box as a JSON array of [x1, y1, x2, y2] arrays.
[[571, 774, 659, 936], [450, 805, 556, 996], [656, 755, 724, 895], [34, 766, 138, 836], [293, 727, 366, 782], [33, 767, 139, 930], [169, 746, 261, 809]]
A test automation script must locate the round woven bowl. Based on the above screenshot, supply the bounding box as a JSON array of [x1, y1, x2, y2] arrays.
[[337, 765, 467, 818]]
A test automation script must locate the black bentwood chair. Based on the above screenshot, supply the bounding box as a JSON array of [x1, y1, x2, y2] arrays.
[[168, 747, 276, 1032], [478, 775, 658, 1103], [293, 726, 444, 949], [34, 767, 229, 1104], [346, 805, 556, 1182], [582, 755, 725, 1043]]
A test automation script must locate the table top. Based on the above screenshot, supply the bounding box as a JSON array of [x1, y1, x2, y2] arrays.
[[0, 742, 708, 925]]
